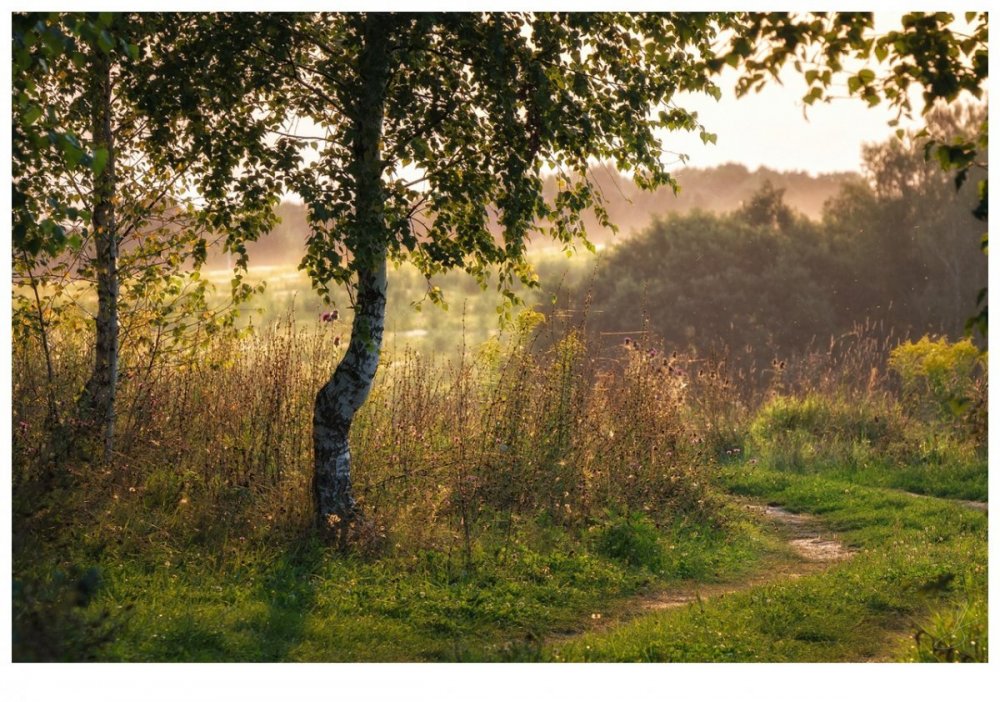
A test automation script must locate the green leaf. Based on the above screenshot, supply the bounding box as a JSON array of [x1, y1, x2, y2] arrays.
[[23, 104, 43, 126], [92, 147, 109, 176], [62, 138, 84, 169], [98, 30, 114, 53]]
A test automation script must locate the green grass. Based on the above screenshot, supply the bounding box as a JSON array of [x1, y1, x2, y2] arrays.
[[547, 466, 987, 662], [787, 456, 988, 502], [15, 506, 773, 662], [12, 284, 987, 663]]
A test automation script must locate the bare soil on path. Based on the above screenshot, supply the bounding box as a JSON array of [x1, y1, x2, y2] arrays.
[[547, 501, 855, 642]]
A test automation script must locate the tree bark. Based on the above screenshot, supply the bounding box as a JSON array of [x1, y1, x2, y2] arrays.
[[313, 15, 392, 546], [78, 40, 119, 463], [313, 259, 388, 545]]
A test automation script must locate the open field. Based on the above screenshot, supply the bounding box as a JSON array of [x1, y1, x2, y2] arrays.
[[12, 307, 987, 663]]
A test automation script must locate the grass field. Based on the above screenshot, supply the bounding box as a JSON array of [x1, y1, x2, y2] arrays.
[[11, 262, 988, 664], [202, 247, 599, 355]]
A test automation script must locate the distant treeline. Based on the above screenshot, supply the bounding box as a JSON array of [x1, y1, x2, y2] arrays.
[[208, 163, 857, 268], [215, 105, 986, 369], [567, 105, 987, 364]]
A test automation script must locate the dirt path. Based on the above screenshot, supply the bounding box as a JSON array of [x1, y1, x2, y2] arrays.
[[899, 490, 987, 513], [547, 502, 854, 641], [635, 504, 852, 613], [545, 490, 984, 656]]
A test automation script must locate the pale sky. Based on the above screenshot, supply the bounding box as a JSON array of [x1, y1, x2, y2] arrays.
[[658, 11, 982, 176], [659, 68, 918, 176]]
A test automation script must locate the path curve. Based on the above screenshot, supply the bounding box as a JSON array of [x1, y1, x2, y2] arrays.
[[547, 501, 854, 641], [637, 503, 853, 612]]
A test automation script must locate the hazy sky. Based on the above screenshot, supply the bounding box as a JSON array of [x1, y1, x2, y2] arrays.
[[658, 67, 916, 176], [658, 10, 981, 176]]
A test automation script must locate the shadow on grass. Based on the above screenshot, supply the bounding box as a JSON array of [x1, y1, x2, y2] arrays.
[[250, 534, 327, 661], [149, 534, 327, 662]]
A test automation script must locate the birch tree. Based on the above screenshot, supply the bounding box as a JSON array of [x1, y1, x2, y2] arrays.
[[140, 11, 985, 546], [12, 13, 276, 466], [258, 12, 794, 545]]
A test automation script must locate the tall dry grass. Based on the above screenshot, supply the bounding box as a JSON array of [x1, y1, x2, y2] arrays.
[[12, 307, 719, 560], [12, 306, 984, 562]]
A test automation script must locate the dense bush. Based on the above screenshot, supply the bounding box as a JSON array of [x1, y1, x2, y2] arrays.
[[889, 335, 986, 435], [593, 513, 665, 572], [568, 106, 987, 368]]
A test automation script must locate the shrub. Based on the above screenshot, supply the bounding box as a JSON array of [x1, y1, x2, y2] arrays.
[[747, 392, 907, 472], [751, 393, 898, 446], [888, 335, 986, 430], [12, 566, 126, 662], [593, 513, 664, 572]]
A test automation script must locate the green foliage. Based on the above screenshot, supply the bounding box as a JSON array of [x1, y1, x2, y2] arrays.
[[12, 304, 989, 662], [13, 565, 126, 662], [575, 106, 986, 368], [552, 469, 986, 662], [715, 12, 989, 337], [889, 336, 985, 420], [751, 394, 894, 445], [748, 392, 902, 474], [594, 513, 665, 572], [11, 11, 993, 666], [906, 595, 988, 663]]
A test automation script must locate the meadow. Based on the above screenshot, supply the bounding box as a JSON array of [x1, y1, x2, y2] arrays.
[[13, 11, 988, 675], [11, 258, 988, 662]]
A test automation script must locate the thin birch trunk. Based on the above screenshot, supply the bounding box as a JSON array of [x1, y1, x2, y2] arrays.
[[78, 40, 119, 463]]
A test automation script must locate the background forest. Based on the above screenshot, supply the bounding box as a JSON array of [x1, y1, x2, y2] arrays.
[[187, 102, 986, 367]]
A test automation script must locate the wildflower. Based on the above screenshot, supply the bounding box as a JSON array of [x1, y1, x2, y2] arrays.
[[320, 310, 340, 323], [648, 349, 657, 358]]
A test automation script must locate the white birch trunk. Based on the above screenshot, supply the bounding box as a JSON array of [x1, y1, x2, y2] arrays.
[[313, 259, 387, 545], [79, 40, 119, 463], [312, 14, 391, 546]]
